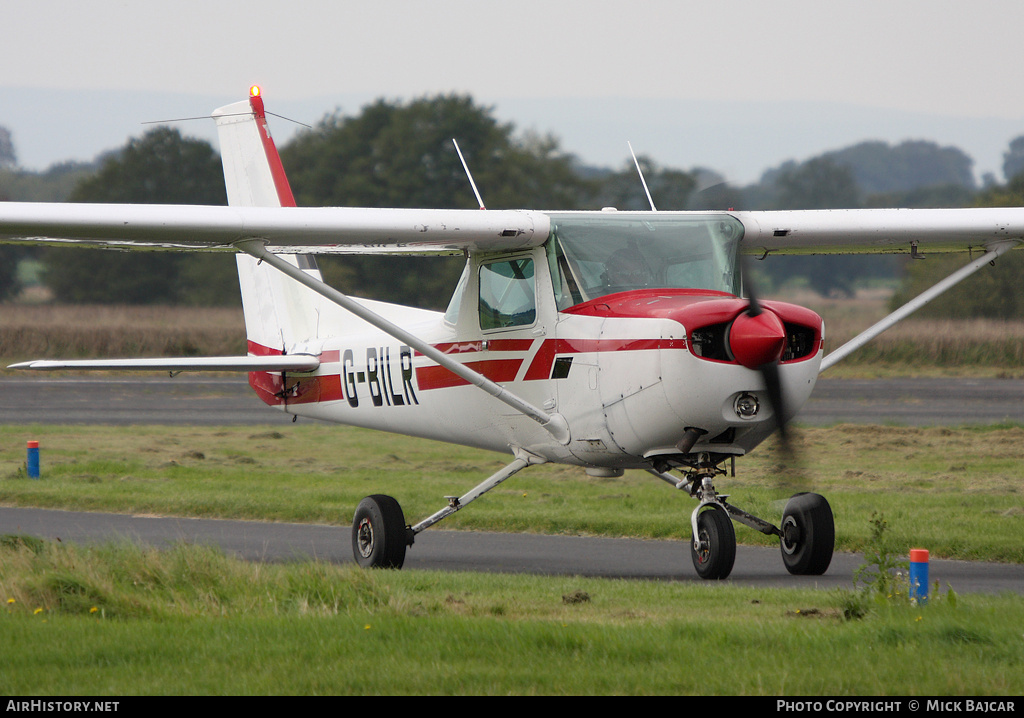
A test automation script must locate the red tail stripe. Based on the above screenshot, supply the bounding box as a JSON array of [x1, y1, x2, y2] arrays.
[[249, 92, 297, 208], [247, 340, 282, 356]]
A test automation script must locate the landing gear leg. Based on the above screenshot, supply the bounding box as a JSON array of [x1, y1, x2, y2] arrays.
[[350, 451, 541, 570], [669, 458, 740, 580], [650, 456, 834, 580]]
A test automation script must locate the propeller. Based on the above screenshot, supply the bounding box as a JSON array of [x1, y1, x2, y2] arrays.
[[735, 257, 806, 489]]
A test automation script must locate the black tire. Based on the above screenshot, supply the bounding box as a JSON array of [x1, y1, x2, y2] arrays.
[[352, 494, 408, 569], [780, 492, 834, 575], [690, 506, 736, 580]]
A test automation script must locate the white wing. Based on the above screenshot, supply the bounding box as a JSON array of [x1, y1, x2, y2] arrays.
[[0, 201, 548, 255], [4, 203, 1024, 256], [733, 207, 1024, 254]]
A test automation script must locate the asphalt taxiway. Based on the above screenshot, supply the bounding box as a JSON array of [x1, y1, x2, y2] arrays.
[[1, 375, 1021, 592], [2, 505, 1022, 593], [1, 375, 1023, 426]]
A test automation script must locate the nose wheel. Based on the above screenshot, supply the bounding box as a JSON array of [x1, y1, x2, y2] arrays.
[[690, 505, 736, 580]]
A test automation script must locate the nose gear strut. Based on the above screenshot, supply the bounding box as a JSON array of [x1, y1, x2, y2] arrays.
[[648, 452, 833, 580]]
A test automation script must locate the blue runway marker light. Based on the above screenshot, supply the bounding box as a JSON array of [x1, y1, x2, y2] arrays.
[[909, 548, 929, 604], [26, 440, 40, 479]]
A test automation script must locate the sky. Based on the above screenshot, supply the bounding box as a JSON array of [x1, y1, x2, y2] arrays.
[[5, 0, 1024, 184]]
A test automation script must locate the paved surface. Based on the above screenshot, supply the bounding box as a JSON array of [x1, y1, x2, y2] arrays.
[[0, 376, 294, 425], [801, 377, 1024, 426], [2, 376, 1023, 426], [1, 376, 1021, 593], [3, 506, 1022, 594]]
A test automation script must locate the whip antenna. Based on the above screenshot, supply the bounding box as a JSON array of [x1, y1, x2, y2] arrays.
[[453, 139, 486, 210], [628, 142, 657, 212]]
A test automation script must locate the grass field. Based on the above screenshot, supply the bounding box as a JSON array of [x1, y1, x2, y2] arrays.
[[0, 304, 245, 363], [5, 298, 1024, 377], [1, 422, 1022, 562], [1, 539, 1021, 695], [1, 300, 1022, 695], [1, 425, 1021, 695]]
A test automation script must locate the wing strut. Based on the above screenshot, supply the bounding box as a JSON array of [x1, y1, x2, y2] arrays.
[[820, 240, 1018, 372], [234, 239, 571, 445]]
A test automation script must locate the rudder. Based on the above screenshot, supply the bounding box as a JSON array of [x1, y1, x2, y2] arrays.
[[213, 87, 325, 354]]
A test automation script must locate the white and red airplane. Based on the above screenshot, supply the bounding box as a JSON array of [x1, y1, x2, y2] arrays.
[[2, 87, 1022, 579]]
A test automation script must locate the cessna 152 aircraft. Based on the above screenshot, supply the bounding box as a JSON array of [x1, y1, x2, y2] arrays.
[[2, 87, 1023, 579]]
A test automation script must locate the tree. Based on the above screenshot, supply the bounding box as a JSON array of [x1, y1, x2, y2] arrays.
[[42, 128, 232, 304], [686, 168, 745, 211], [0, 126, 15, 170], [0, 245, 22, 301], [1002, 136, 1024, 182], [0, 169, 21, 300], [774, 157, 860, 210], [756, 158, 863, 296], [281, 95, 592, 308], [0, 130, 92, 302], [824, 140, 975, 195], [891, 173, 1024, 318], [585, 156, 697, 211]]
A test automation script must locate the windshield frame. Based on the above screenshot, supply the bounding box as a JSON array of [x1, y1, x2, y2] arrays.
[[547, 212, 744, 304]]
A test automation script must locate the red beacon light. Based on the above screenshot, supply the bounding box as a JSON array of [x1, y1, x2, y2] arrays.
[[248, 85, 266, 118]]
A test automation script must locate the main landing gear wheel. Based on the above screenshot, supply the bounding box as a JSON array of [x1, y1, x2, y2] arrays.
[[780, 492, 835, 575], [352, 494, 408, 569], [690, 505, 736, 580]]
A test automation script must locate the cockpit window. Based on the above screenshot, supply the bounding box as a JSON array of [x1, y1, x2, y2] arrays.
[[479, 257, 536, 330], [548, 213, 743, 302]]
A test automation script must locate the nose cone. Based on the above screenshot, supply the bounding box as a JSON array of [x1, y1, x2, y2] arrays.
[[729, 309, 786, 369]]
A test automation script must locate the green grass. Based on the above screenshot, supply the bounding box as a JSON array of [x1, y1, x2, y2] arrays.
[[0, 539, 1021, 695], [1, 422, 1022, 695], [1, 423, 1022, 563]]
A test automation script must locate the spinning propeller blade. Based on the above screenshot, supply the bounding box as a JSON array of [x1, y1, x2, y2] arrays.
[[739, 257, 805, 488]]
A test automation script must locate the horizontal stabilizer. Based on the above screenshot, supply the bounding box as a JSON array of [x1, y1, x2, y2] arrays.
[[8, 355, 320, 373]]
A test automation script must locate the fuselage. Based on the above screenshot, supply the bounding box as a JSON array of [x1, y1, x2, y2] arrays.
[[247, 211, 824, 469]]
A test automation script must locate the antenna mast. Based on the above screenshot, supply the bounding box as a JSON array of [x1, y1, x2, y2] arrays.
[[453, 139, 486, 210], [628, 142, 657, 212]]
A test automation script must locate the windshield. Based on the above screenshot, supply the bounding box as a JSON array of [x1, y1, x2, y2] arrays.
[[547, 213, 743, 303]]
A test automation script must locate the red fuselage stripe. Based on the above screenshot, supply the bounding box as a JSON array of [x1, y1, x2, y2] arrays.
[[415, 359, 523, 391], [523, 338, 686, 381], [245, 337, 687, 403]]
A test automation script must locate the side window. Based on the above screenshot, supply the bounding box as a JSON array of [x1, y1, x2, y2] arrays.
[[443, 262, 470, 326], [479, 257, 536, 330]]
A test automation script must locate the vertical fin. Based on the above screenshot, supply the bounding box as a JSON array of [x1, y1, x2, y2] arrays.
[[212, 87, 324, 354]]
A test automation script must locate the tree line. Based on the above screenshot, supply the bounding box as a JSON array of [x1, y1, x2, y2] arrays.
[[2, 94, 1024, 316]]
